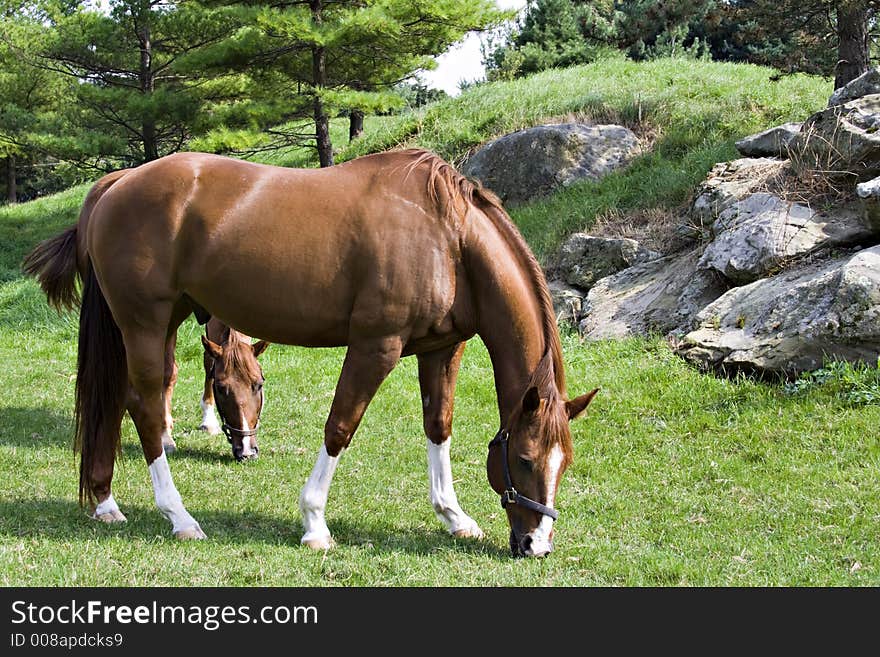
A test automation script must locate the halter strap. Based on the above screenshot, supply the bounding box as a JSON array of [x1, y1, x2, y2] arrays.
[[488, 429, 559, 520]]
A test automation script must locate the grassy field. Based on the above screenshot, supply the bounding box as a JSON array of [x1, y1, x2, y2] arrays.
[[3, 57, 880, 586]]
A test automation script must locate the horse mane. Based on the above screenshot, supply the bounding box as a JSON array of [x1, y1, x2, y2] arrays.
[[400, 148, 567, 398], [221, 329, 261, 381]]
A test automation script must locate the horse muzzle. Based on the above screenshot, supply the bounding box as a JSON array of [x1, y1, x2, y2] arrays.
[[223, 424, 259, 461], [510, 530, 553, 558]]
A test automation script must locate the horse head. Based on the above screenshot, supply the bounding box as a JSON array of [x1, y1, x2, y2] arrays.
[[487, 351, 598, 557], [201, 329, 270, 461]]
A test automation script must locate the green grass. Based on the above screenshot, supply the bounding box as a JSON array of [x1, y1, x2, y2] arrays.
[[4, 57, 878, 586]]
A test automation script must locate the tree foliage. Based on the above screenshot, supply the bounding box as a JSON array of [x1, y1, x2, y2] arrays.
[[485, 0, 878, 86], [195, 0, 507, 166]]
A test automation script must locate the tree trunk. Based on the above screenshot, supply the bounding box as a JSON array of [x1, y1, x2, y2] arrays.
[[349, 109, 365, 142], [311, 1, 333, 167], [138, 17, 159, 161], [5, 156, 16, 204], [835, 1, 870, 89]]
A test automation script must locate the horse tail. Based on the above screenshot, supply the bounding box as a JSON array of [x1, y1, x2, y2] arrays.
[[21, 226, 80, 312], [22, 168, 129, 312], [75, 265, 128, 506]]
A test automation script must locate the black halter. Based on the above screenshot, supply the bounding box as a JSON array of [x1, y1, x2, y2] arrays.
[[488, 429, 559, 520]]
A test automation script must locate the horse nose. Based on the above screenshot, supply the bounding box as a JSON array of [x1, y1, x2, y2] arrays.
[[521, 534, 552, 558]]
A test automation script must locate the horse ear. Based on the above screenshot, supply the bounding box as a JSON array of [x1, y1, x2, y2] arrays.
[[220, 326, 231, 344], [522, 386, 541, 415], [201, 334, 222, 359], [566, 388, 599, 421], [252, 340, 270, 358]]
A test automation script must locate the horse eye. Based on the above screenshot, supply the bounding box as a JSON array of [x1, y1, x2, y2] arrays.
[[252, 381, 263, 393], [518, 456, 534, 472]]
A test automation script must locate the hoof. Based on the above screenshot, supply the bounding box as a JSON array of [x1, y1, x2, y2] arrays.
[[301, 536, 335, 550], [162, 442, 177, 456], [174, 525, 207, 540], [452, 524, 484, 540], [199, 424, 221, 436], [94, 509, 127, 523]]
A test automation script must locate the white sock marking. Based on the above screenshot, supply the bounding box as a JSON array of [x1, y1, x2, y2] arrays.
[[93, 494, 120, 517], [148, 452, 200, 534], [299, 445, 342, 544], [427, 438, 481, 535], [200, 398, 220, 432]]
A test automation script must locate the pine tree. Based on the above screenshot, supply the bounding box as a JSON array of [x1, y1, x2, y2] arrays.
[[485, 0, 618, 79], [0, 14, 70, 202], [36, 0, 243, 165], [722, 1, 876, 86], [200, 0, 508, 166]]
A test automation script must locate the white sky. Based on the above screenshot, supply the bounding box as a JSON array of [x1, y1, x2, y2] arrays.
[[420, 0, 528, 96]]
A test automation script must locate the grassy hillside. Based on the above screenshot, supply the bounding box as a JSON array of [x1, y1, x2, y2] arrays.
[[3, 58, 880, 586]]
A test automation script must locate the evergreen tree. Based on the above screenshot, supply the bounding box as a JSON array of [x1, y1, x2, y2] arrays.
[[485, 0, 618, 79], [200, 0, 507, 166], [0, 14, 70, 202], [728, 0, 877, 86], [36, 0, 242, 165]]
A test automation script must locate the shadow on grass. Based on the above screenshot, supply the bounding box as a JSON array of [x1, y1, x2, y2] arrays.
[[0, 499, 511, 559], [0, 406, 73, 448]]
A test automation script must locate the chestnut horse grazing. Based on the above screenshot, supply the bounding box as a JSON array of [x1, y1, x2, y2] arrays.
[[24, 149, 597, 556], [199, 318, 269, 460]]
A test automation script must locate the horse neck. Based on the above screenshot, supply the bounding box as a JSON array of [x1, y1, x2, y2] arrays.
[[467, 225, 551, 423]]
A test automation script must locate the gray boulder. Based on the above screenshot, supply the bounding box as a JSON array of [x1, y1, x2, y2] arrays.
[[857, 175, 880, 199], [676, 246, 880, 377], [691, 158, 785, 224], [735, 123, 801, 158], [698, 192, 876, 284], [462, 123, 640, 206], [858, 175, 880, 227], [552, 233, 661, 290], [548, 280, 585, 326], [579, 247, 728, 340], [828, 68, 880, 107], [793, 94, 880, 181]]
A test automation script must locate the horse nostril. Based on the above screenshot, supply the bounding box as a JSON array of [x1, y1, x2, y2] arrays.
[[521, 535, 533, 553]]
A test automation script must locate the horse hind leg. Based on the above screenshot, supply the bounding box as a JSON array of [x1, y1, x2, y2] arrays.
[[417, 343, 483, 539], [161, 331, 179, 455], [300, 335, 404, 549], [123, 304, 205, 540]]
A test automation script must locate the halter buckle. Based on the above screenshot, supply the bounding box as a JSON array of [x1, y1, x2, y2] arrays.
[[502, 489, 518, 506]]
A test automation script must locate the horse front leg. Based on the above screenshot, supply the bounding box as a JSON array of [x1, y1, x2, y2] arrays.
[[417, 342, 483, 539], [300, 335, 404, 549], [198, 343, 221, 435]]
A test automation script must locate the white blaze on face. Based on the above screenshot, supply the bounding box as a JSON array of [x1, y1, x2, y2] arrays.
[[239, 415, 256, 457], [524, 443, 564, 556]]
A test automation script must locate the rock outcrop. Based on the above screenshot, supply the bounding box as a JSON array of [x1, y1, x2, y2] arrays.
[[676, 246, 880, 376], [462, 123, 640, 206], [556, 69, 880, 376]]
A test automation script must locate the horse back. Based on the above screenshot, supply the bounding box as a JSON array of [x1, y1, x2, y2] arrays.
[[87, 152, 475, 349]]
